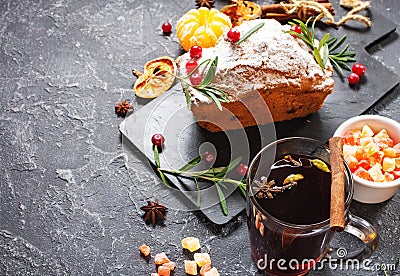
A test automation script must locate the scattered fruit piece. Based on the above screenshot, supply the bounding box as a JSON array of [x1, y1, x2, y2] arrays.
[[139, 244, 151, 257], [200, 263, 212, 276], [162, 261, 176, 271], [354, 167, 373, 181], [152, 134, 165, 147], [368, 164, 385, 182], [190, 45, 203, 59], [158, 265, 171, 276], [190, 72, 203, 86], [348, 72, 360, 85], [204, 267, 220, 276], [194, 253, 211, 267], [151, 273, 159, 276], [227, 28, 240, 42], [237, 163, 248, 176], [162, 22, 172, 34], [221, 0, 261, 27], [177, 8, 231, 51], [182, 237, 201, 252], [184, 260, 198, 275], [133, 56, 177, 98], [185, 60, 199, 74], [352, 63, 366, 77], [154, 252, 170, 265]]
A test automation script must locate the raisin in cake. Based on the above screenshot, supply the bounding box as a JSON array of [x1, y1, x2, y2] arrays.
[[177, 19, 335, 132]]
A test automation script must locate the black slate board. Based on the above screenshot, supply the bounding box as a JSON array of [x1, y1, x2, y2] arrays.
[[120, 8, 400, 225]]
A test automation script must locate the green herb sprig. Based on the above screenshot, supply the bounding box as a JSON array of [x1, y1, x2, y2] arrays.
[[153, 147, 247, 215], [175, 56, 229, 111], [287, 18, 356, 77], [236, 22, 265, 45]]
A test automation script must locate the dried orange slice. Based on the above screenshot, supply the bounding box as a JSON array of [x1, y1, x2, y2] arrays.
[[176, 7, 232, 52], [133, 56, 176, 98], [221, 0, 261, 27]]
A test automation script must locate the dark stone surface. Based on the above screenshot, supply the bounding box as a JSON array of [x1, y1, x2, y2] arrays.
[[0, 0, 399, 275]]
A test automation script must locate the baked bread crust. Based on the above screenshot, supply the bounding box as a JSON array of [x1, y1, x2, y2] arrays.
[[177, 19, 335, 132]]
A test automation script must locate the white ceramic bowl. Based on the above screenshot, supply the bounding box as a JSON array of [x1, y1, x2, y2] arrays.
[[334, 115, 400, 204]]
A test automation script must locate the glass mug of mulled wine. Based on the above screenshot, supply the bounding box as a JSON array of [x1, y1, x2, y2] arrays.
[[246, 137, 378, 276]]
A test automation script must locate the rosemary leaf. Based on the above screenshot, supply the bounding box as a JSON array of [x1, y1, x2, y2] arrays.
[[159, 170, 171, 187], [195, 177, 201, 208], [322, 44, 329, 67], [328, 35, 347, 52], [203, 90, 223, 111], [154, 146, 160, 168], [183, 86, 191, 110], [318, 33, 331, 50], [179, 155, 202, 172], [215, 183, 228, 215], [215, 156, 242, 178], [236, 22, 265, 45], [200, 56, 218, 87], [329, 58, 344, 77]]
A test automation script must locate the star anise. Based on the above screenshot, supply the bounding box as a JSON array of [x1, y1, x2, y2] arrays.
[[115, 100, 132, 117], [140, 199, 168, 226], [253, 174, 303, 199], [195, 0, 215, 9]]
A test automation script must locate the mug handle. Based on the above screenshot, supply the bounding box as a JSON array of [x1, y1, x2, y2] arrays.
[[327, 212, 378, 260]]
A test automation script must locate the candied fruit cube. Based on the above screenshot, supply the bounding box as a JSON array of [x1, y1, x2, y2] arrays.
[[368, 151, 384, 167], [374, 137, 394, 149], [151, 273, 159, 276], [384, 172, 395, 182], [361, 125, 374, 137], [194, 253, 211, 267], [204, 267, 220, 276], [375, 128, 390, 139], [358, 160, 371, 171], [181, 237, 201, 252], [360, 137, 374, 147], [368, 164, 385, 182], [139, 244, 151, 257], [354, 167, 373, 181], [200, 263, 212, 276], [382, 157, 396, 172], [154, 252, 170, 265], [343, 131, 359, 146], [162, 261, 176, 271], [396, 158, 400, 169], [158, 266, 170, 276], [383, 148, 397, 158], [364, 142, 380, 157], [392, 170, 400, 180], [344, 155, 358, 171], [184, 260, 198, 275], [393, 143, 400, 157], [343, 144, 358, 157]]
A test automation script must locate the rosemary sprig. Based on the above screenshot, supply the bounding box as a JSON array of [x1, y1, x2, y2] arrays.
[[286, 18, 356, 76], [236, 22, 265, 45], [153, 148, 247, 215], [176, 57, 229, 111]]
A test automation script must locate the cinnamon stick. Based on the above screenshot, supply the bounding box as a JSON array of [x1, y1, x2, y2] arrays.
[[261, 3, 335, 20], [329, 137, 345, 232]]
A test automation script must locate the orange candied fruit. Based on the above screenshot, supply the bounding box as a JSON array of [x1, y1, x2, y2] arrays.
[[139, 244, 151, 257], [157, 265, 170, 276], [154, 252, 170, 265]]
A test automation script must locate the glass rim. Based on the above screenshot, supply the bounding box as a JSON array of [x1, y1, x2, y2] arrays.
[[247, 137, 354, 230]]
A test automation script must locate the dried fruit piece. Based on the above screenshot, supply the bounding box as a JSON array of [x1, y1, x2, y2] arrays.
[[283, 174, 304, 185], [151, 273, 159, 276], [204, 267, 220, 276], [181, 237, 201, 252], [154, 252, 170, 265], [382, 157, 396, 172], [133, 56, 177, 98], [158, 266, 170, 276], [139, 244, 151, 257], [162, 261, 176, 271], [200, 263, 212, 276], [194, 253, 211, 267], [221, 0, 261, 27], [184, 260, 198, 275], [368, 164, 385, 182], [354, 167, 373, 181], [176, 8, 232, 51], [310, 159, 331, 172]]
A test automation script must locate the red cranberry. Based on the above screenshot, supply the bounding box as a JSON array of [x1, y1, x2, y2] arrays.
[[190, 73, 203, 86], [162, 22, 172, 34], [185, 60, 198, 74], [203, 152, 215, 163], [190, 45, 202, 59], [227, 28, 240, 42], [352, 63, 366, 77], [348, 73, 360, 85], [237, 163, 248, 177], [290, 25, 302, 36], [151, 134, 165, 147]]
